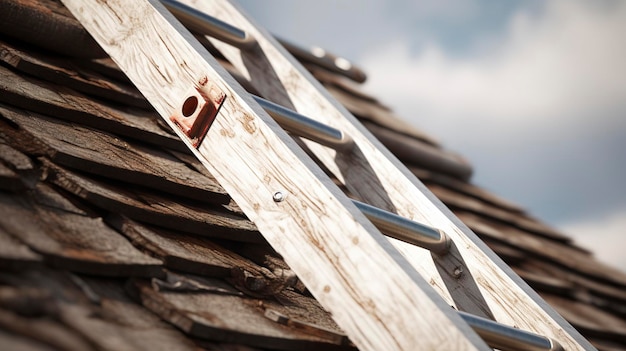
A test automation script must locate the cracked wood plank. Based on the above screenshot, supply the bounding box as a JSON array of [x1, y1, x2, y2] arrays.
[[109, 215, 251, 276]]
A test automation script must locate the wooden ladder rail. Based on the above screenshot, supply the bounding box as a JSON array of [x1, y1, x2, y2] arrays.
[[61, 0, 596, 350], [60, 0, 491, 350], [163, 1, 596, 350]]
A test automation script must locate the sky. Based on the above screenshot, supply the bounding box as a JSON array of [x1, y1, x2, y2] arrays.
[[236, 0, 626, 272]]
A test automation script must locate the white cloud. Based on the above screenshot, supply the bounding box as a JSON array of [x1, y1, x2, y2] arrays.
[[560, 209, 626, 273], [360, 0, 626, 144], [359, 0, 626, 270]]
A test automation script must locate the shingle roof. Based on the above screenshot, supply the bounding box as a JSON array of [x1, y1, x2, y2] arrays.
[[1, 1, 626, 350]]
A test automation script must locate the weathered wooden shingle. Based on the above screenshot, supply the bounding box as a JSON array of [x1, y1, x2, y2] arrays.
[[110, 216, 297, 297], [0, 64, 184, 151], [131, 279, 353, 351], [0, 138, 38, 192], [0, 228, 43, 270], [43, 160, 261, 242], [0, 268, 202, 351], [0, 103, 229, 204], [0, 39, 148, 108], [0, 184, 163, 276]]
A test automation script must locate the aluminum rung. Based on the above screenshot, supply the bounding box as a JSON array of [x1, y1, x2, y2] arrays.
[[161, 0, 353, 150], [161, 0, 256, 49], [460, 312, 564, 351], [253, 95, 355, 150], [163, 0, 365, 82], [254, 97, 450, 253], [353, 200, 451, 254]]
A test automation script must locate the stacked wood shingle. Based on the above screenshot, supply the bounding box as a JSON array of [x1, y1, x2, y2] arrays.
[[1, 1, 625, 350]]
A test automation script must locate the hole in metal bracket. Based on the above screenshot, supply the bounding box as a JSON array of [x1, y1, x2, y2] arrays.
[[182, 96, 199, 117], [170, 79, 226, 148]]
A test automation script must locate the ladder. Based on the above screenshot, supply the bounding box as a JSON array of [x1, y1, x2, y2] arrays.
[[60, 1, 595, 350]]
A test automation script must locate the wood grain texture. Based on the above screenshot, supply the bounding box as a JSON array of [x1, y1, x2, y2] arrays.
[[0, 183, 164, 277], [61, 0, 489, 349], [0, 228, 43, 269], [43, 160, 260, 242], [0, 64, 184, 151], [0, 268, 201, 351], [109, 215, 248, 276], [131, 279, 354, 351], [109, 216, 297, 296], [0, 0, 105, 58], [0, 136, 38, 192], [0, 38, 149, 108], [59, 277, 202, 351], [78, 57, 134, 84], [191, 1, 596, 349], [0, 103, 229, 204]]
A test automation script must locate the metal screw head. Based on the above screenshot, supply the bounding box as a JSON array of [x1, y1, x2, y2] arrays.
[[453, 266, 463, 278], [273, 191, 286, 202]]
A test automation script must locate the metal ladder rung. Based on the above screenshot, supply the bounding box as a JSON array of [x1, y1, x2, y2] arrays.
[[162, 0, 365, 82], [252, 62, 564, 351], [163, 0, 450, 254], [460, 312, 563, 351], [254, 98, 451, 254], [157, 3, 573, 349], [161, 0, 256, 49], [353, 200, 450, 254], [253, 96, 354, 150]]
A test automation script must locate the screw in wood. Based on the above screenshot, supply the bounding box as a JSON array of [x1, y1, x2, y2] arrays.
[[273, 191, 286, 202], [453, 266, 463, 278]]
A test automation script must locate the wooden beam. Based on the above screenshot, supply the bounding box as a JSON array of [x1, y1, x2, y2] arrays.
[[185, 1, 596, 350], [60, 1, 489, 350]]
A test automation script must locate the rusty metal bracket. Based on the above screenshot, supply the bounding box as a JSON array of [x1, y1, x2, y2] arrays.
[[170, 78, 226, 147]]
